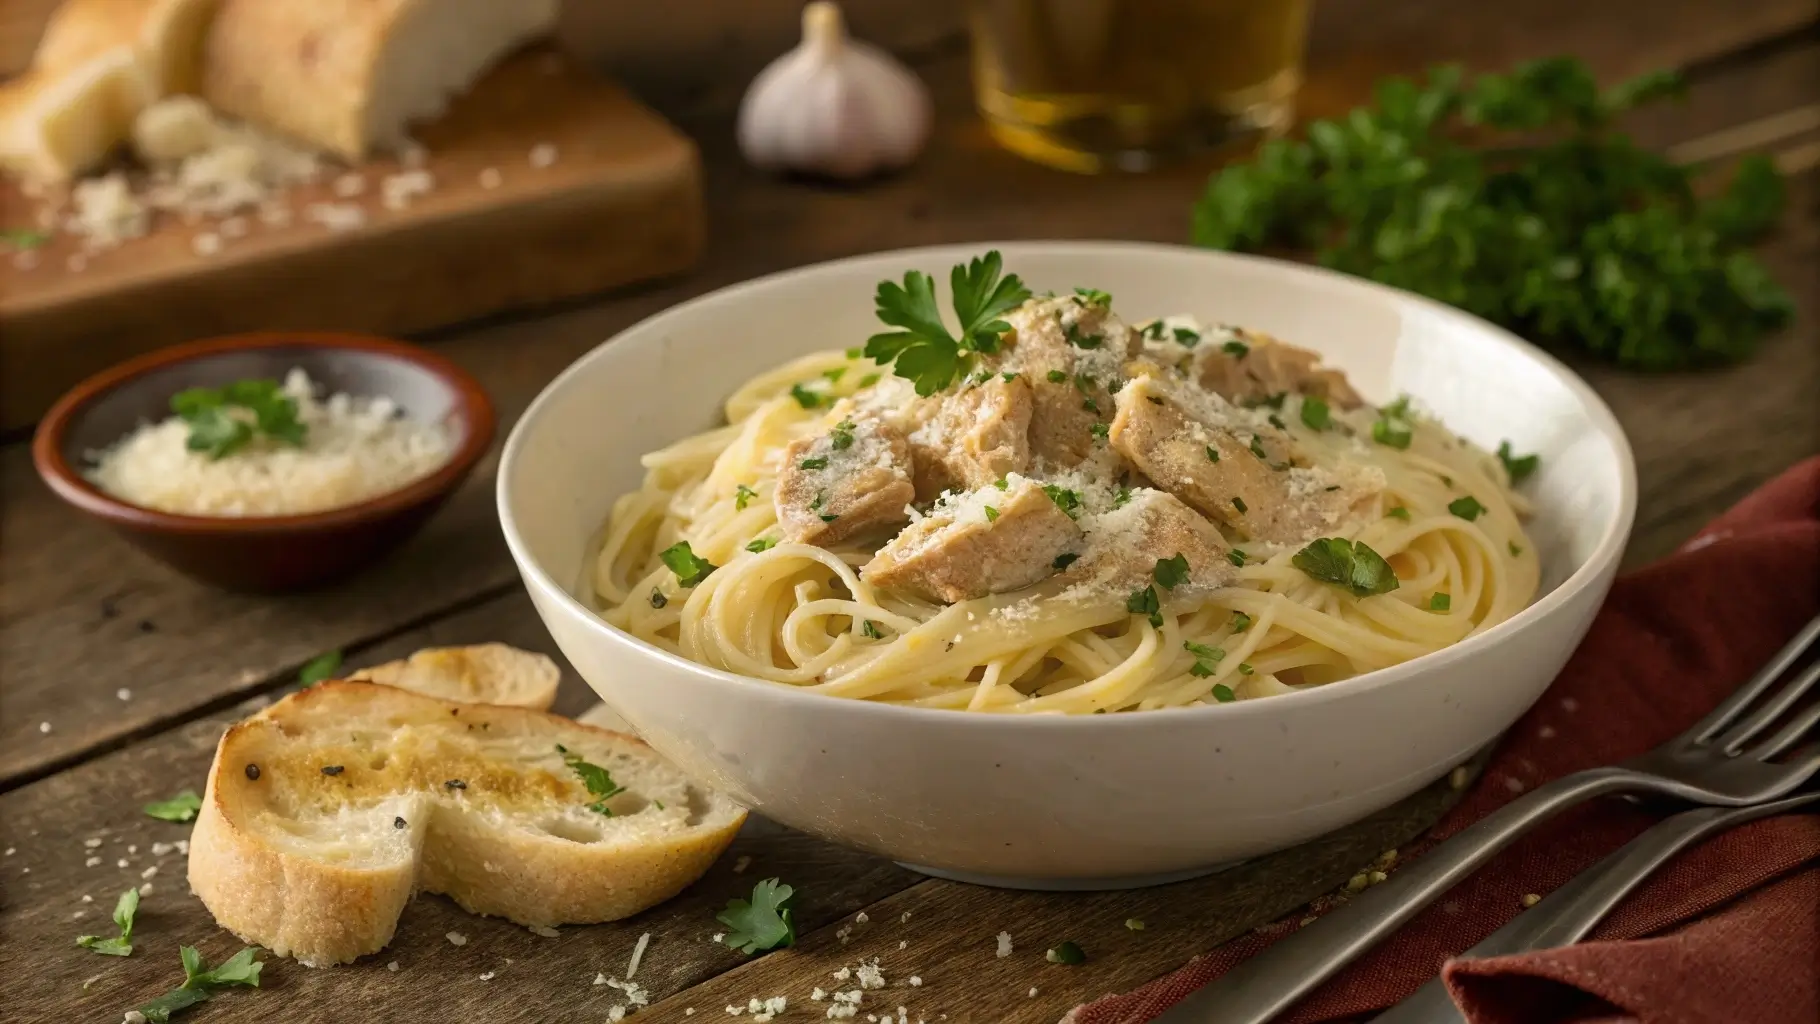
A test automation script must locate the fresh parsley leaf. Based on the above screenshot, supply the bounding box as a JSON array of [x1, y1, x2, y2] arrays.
[[138, 946, 264, 1022], [171, 381, 306, 460], [1449, 495, 1487, 520], [138, 986, 212, 1023], [143, 789, 203, 823], [798, 456, 829, 470], [1191, 59, 1793, 370], [1226, 549, 1247, 568], [298, 650, 341, 686], [1210, 683, 1237, 702], [745, 536, 777, 553], [735, 484, 757, 511], [1089, 422, 1110, 441], [1386, 506, 1412, 521], [1222, 338, 1250, 358], [823, 367, 847, 383], [557, 744, 625, 815], [1042, 485, 1083, 519], [1238, 663, 1255, 675], [1430, 592, 1452, 611], [861, 620, 884, 639], [1047, 369, 1067, 383], [1046, 940, 1087, 964], [1510, 540, 1525, 557], [3, 228, 49, 249], [717, 878, 797, 954], [1072, 287, 1111, 306], [1230, 611, 1252, 632], [1292, 538, 1401, 598], [1052, 552, 1080, 570], [660, 541, 717, 587], [829, 420, 856, 451], [1126, 586, 1163, 628], [866, 252, 1031, 395], [1372, 411, 1413, 450], [1248, 435, 1269, 460], [994, 476, 1010, 490], [1300, 397, 1332, 431], [983, 505, 1000, 522], [1113, 486, 1132, 508], [1205, 445, 1220, 463], [1154, 553, 1190, 590], [76, 888, 140, 957], [858, 373, 880, 387], [789, 383, 827, 409], [1496, 440, 1540, 484], [1173, 327, 1201, 347]]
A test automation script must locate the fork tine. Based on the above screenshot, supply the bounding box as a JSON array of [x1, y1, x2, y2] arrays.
[[1720, 658, 1820, 754], [1691, 614, 1820, 744], [1749, 694, 1820, 760]]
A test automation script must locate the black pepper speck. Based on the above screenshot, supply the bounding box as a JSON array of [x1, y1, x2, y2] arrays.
[[444, 779, 466, 790], [245, 763, 260, 780], [321, 765, 344, 776], [394, 817, 406, 829]]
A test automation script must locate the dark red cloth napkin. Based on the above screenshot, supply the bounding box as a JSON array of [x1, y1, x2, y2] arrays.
[[1067, 456, 1820, 1024]]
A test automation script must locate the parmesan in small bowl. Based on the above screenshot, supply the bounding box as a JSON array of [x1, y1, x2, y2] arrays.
[[34, 332, 494, 592]]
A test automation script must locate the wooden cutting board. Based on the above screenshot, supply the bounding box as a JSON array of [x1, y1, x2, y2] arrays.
[[0, 50, 704, 430]]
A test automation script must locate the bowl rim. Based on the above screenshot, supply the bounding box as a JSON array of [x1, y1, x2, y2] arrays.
[[499, 240, 1639, 729], [32, 331, 497, 534]]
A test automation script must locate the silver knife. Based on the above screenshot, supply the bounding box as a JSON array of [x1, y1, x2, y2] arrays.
[[1374, 790, 1820, 1023]]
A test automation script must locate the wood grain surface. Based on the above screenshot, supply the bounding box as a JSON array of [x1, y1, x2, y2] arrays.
[[0, 51, 704, 429], [1, 2, 1816, 1023]]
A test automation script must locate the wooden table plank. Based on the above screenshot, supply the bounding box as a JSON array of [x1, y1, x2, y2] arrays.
[[5, 20, 1815, 787]]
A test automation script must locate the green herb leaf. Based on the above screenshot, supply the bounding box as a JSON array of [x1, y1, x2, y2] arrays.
[[1300, 397, 1332, 431], [717, 878, 797, 954], [1510, 540, 1525, 557], [1386, 506, 1412, 520], [789, 383, 827, 409], [138, 986, 212, 1023], [1430, 592, 1452, 611], [171, 380, 306, 459], [798, 456, 829, 470], [983, 506, 1000, 522], [1205, 445, 1220, 463], [1126, 586, 1163, 628], [660, 541, 718, 587], [745, 536, 777, 553], [866, 252, 1031, 395], [1042, 485, 1083, 519], [994, 476, 1010, 491], [1448, 495, 1487, 521], [1046, 940, 1087, 965], [144, 789, 203, 823], [1293, 538, 1401, 597], [1191, 59, 1792, 370], [861, 620, 884, 639], [1113, 486, 1132, 508], [828, 420, 856, 451], [1238, 663, 1255, 675], [1173, 327, 1201, 347], [735, 484, 758, 510], [1047, 369, 1067, 383], [1210, 684, 1237, 702], [858, 373, 880, 387], [2, 228, 49, 249], [1372, 414, 1413, 450], [823, 367, 846, 384], [1072, 287, 1111, 306], [298, 650, 341, 686], [557, 744, 625, 815], [1089, 422, 1110, 441], [1496, 440, 1540, 484], [76, 889, 140, 957], [1226, 549, 1247, 568], [1231, 611, 1253, 632], [1153, 553, 1190, 590], [188, 947, 262, 988], [1248, 435, 1269, 460], [1222, 338, 1250, 358]]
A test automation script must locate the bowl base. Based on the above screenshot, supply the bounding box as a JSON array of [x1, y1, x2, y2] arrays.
[[898, 858, 1245, 891]]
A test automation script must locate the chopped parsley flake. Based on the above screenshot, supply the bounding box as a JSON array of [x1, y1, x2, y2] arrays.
[[1090, 422, 1110, 441], [717, 878, 796, 954], [1072, 287, 1111, 306], [1205, 445, 1220, 463], [745, 536, 777, 553], [1185, 641, 1225, 677], [1153, 553, 1190, 590], [1509, 541, 1524, 557], [1300, 397, 1332, 431], [1211, 684, 1237, 702], [1430, 593, 1452, 611], [1386, 506, 1411, 520], [1292, 538, 1400, 597], [823, 367, 846, 383], [1126, 586, 1163, 628], [994, 476, 1010, 490], [660, 541, 717, 587], [859, 373, 880, 387], [861, 620, 884, 639], [1449, 495, 1487, 521], [1142, 321, 1167, 340], [1002, 371, 1018, 382], [143, 790, 203, 823], [1173, 327, 1200, 346], [799, 456, 829, 470], [1062, 321, 1102, 349], [1226, 549, 1247, 567], [1497, 441, 1541, 484], [556, 743, 625, 815], [1230, 611, 1252, 632], [984, 505, 1000, 522], [1238, 663, 1255, 675], [1222, 339, 1250, 358], [735, 483, 757, 510], [829, 420, 856, 450], [76, 888, 139, 957], [1042, 485, 1083, 519], [1047, 369, 1067, 383], [1113, 486, 1132, 508], [1046, 941, 1087, 965], [1248, 435, 1269, 460], [789, 383, 827, 409]]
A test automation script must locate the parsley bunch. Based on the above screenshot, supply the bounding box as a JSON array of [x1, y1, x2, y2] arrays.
[[136, 946, 263, 1022], [865, 251, 1032, 395], [1192, 58, 1792, 369], [170, 380, 307, 459]]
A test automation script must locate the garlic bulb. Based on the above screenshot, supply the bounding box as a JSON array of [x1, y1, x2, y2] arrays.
[[737, 2, 932, 179]]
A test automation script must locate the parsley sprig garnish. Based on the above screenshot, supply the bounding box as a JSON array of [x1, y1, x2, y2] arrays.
[[1192, 58, 1792, 369], [1496, 441, 1540, 484], [660, 541, 718, 587], [135, 946, 263, 1022], [717, 878, 797, 954], [144, 789, 203, 822], [1292, 538, 1401, 598], [865, 251, 1032, 396], [171, 380, 306, 460], [76, 888, 139, 957], [557, 744, 626, 815]]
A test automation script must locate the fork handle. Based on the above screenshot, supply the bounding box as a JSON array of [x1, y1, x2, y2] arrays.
[[1374, 791, 1820, 1023], [1151, 766, 1642, 1024]]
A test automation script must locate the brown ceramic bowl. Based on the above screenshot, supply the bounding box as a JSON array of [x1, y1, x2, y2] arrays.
[[32, 332, 495, 593]]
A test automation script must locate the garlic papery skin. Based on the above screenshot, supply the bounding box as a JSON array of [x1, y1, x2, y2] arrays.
[[737, 2, 932, 179]]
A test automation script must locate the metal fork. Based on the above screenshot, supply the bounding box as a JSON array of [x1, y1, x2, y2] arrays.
[[1375, 788, 1820, 1023], [1153, 614, 1820, 1024]]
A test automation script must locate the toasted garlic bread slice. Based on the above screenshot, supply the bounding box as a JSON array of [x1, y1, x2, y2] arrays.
[[347, 643, 560, 710], [190, 682, 744, 966]]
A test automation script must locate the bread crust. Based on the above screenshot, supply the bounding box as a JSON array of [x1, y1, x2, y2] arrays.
[[189, 682, 745, 965]]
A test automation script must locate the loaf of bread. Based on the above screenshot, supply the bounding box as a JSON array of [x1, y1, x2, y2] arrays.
[[200, 0, 560, 160], [189, 681, 747, 966], [0, 0, 218, 181]]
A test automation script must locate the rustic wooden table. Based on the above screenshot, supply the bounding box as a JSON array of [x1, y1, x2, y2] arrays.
[[3, 3, 1815, 1022]]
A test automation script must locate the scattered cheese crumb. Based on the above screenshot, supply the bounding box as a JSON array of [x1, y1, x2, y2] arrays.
[[305, 201, 367, 232], [39, 722, 51, 734], [72, 909, 86, 919], [627, 931, 651, 978], [1028, 987, 1038, 998], [381, 170, 435, 210], [711, 932, 725, 943], [733, 855, 751, 874], [387, 961, 399, 972], [897, 940, 906, 950], [811, 988, 827, 1001], [332, 173, 366, 199], [529, 143, 559, 168], [116, 859, 128, 868], [82, 894, 93, 902], [1522, 893, 1541, 908], [124, 1012, 148, 1024], [127, 845, 137, 855], [175, 840, 188, 855], [70, 173, 150, 247], [900, 912, 911, 923], [479, 971, 496, 981], [478, 167, 502, 189], [446, 931, 468, 946], [856, 960, 885, 990], [907, 976, 921, 987], [138, 883, 153, 895], [606, 1007, 626, 1022], [140, 866, 158, 880], [528, 924, 560, 938], [116, 688, 132, 701], [594, 973, 609, 986], [855, 912, 869, 924], [995, 931, 1013, 957], [85, 857, 101, 867], [84, 838, 103, 849]]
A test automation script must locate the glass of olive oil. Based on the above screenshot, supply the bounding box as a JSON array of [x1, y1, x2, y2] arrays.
[[969, 0, 1311, 173]]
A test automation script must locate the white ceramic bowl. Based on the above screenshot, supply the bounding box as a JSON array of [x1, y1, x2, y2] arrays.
[[499, 242, 1636, 888]]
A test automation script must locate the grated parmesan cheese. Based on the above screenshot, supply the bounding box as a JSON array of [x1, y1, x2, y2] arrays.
[[995, 931, 1013, 957], [87, 368, 453, 517]]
